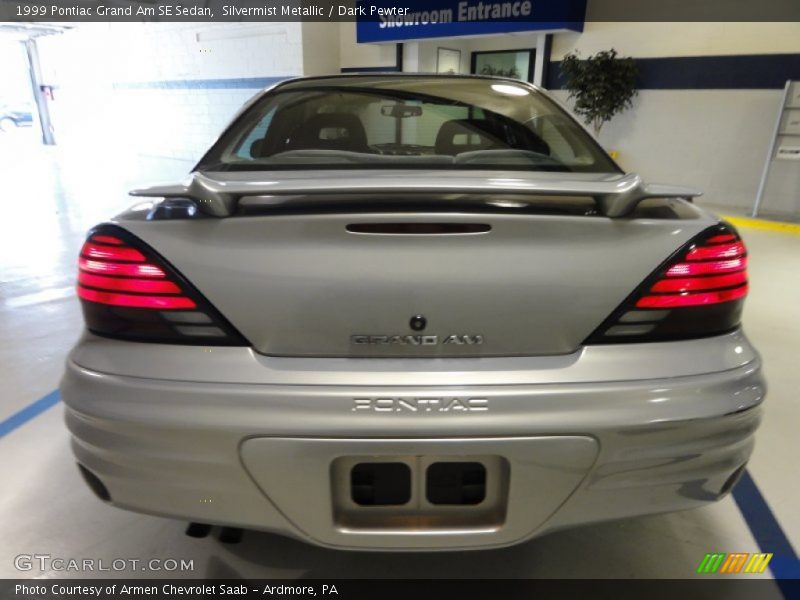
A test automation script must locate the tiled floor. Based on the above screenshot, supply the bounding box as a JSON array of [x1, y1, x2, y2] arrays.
[[0, 136, 796, 583]]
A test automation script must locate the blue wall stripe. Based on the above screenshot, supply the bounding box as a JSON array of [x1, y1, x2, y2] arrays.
[[547, 53, 800, 90], [113, 76, 291, 91], [732, 470, 800, 583], [0, 390, 60, 439]]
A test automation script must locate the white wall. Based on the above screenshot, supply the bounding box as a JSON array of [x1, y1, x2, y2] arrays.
[[550, 22, 800, 60], [551, 89, 779, 208], [550, 22, 800, 214], [339, 21, 398, 70], [36, 23, 304, 163], [302, 22, 341, 77]]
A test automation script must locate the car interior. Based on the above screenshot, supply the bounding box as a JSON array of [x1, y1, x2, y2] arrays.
[[221, 87, 610, 172]]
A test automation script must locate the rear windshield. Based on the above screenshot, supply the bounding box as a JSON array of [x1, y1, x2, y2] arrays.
[[201, 77, 619, 174]]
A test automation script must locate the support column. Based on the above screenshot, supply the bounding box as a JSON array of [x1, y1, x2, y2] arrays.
[[25, 37, 56, 146], [533, 33, 552, 88], [402, 42, 420, 73]]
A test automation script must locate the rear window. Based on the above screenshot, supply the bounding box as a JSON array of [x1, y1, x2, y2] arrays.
[[201, 77, 620, 174]]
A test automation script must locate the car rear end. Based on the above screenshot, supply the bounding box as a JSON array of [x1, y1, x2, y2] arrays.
[[60, 75, 764, 551]]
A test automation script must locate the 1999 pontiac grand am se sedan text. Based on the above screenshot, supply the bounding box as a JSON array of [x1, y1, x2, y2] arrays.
[[60, 75, 764, 551]]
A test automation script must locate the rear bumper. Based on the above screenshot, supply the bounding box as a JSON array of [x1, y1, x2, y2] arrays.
[[60, 332, 765, 551]]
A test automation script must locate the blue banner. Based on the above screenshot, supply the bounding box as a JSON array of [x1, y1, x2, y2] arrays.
[[356, 0, 585, 43]]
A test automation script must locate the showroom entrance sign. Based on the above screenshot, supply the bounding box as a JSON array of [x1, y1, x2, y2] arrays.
[[356, 0, 586, 43]]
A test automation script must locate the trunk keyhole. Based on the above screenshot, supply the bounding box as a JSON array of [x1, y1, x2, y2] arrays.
[[410, 315, 427, 331]]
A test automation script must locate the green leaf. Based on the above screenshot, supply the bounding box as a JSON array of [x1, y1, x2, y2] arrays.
[[559, 48, 639, 133]]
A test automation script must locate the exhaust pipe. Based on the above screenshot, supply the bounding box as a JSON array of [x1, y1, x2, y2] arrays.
[[77, 464, 111, 502], [185, 523, 212, 538]]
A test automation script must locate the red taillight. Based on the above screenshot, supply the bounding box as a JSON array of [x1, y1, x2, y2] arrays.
[[636, 285, 748, 308], [76, 226, 247, 346], [79, 257, 167, 278], [81, 242, 146, 262], [685, 241, 745, 261], [78, 272, 181, 294], [665, 257, 747, 277], [650, 272, 747, 293], [704, 234, 737, 244], [89, 235, 125, 245], [586, 223, 749, 344], [640, 232, 748, 308], [78, 287, 196, 309], [78, 233, 195, 309]]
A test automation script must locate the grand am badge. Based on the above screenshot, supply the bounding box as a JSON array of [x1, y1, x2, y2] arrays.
[[351, 334, 484, 346]]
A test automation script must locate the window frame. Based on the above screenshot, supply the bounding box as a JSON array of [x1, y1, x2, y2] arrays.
[[194, 77, 622, 175]]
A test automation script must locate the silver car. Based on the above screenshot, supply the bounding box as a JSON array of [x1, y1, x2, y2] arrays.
[[61, 75, 764, 551]]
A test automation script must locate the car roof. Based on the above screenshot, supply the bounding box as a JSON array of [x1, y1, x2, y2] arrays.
[[275, 73, 542, 92]]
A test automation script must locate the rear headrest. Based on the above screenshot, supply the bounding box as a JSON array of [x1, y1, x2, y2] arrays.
[[435, 118, 550, 156], [285, 112, 370, 153], [434, 120, 504, 155]]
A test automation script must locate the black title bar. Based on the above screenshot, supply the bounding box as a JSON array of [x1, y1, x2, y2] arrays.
[[1, 0, 800, 23], [0, 579, 796, 600]]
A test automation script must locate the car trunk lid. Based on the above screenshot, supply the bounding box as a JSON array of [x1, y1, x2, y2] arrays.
[[119, 177, 713, 357]]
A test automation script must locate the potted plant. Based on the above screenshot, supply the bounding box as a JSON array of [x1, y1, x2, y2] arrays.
[[560, 49, 639, 137]]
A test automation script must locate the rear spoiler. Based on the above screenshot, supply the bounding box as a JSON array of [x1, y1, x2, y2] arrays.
[[130, 172, 701, 219]]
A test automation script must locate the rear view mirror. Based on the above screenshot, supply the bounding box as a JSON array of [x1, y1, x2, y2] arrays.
[[381, 105, 423, 118]]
